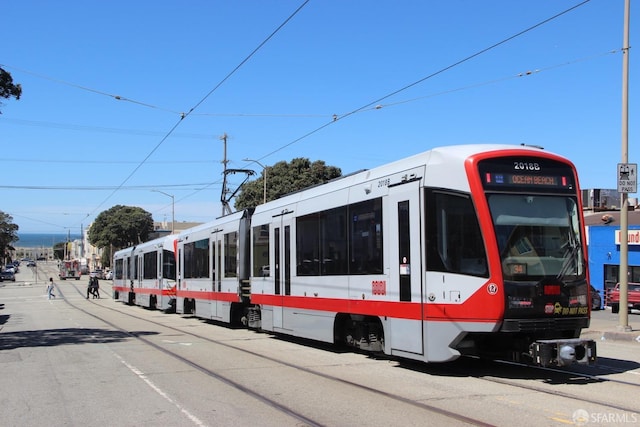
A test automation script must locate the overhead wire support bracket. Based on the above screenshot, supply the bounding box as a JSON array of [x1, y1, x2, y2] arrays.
[[221, 168, 255, 216]]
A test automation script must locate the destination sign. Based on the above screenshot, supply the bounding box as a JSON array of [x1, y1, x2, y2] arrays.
[[478, 156, 576, 192], [484, 173, 569, 188]]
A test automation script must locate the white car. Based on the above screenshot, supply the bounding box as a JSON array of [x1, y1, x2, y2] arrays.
[[105, 270, 113, 280]]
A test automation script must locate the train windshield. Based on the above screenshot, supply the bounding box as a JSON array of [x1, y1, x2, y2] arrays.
[[488, 194, 585, 281]]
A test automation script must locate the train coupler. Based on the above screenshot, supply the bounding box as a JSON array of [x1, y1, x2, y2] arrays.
[[529, 338, 597, 367]]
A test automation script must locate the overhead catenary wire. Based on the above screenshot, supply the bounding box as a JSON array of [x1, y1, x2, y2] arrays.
[[80, 0, 310, 226], [3, 0, 593, 231], [0, 183, 221, 190], [1, 46, 616, 125], [248, 0, 594, 164]]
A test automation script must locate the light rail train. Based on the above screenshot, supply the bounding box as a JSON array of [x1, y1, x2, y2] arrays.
[[113, 144, 596, 367]]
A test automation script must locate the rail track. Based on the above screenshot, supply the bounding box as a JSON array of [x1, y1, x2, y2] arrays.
[[57, 280, 640, 426]]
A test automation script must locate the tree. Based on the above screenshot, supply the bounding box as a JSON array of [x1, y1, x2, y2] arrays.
[[0, 211, 19, 263], [0, 67, 22, 113], [88, 205, 154, 251], [235, 158, 342, 210]]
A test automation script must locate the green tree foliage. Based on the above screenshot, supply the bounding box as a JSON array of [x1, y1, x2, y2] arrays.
[[0, 67, 22, 113], [0, 211, 19, 262], [88, 205, 154, 251], [235, 158, 342, 210]]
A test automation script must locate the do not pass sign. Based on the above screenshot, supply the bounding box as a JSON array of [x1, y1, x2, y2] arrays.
[[617, 163, 637, 193]]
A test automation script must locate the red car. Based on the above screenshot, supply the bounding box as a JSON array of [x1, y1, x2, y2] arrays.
[[609, 283, 640, 313]]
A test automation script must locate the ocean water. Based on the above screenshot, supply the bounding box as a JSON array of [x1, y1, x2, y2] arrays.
[[15, 233, 83, 248]]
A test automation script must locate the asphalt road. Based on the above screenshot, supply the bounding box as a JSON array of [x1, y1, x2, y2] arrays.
[[1, 263, 639, 427]]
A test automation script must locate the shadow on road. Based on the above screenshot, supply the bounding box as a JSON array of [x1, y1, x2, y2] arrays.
[[0, 328, 158, 351]]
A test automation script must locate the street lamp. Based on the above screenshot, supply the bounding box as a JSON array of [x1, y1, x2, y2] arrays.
[[152, 190, 175, 234], [243, 158, 267, 204]]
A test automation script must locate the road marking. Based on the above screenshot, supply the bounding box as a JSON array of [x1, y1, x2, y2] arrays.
[[162, 339, 193, 346], [112, 351, 207, 427]]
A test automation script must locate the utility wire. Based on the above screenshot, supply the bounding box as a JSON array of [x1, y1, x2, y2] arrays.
[[0, 183, 220, 190], [4, 47, 617, 124], [82, 0, 310, 225], [0, 157, 218, 165], [251, 0, 593, 162], [371, 48, 619, 112], [0, 63, 183, 115]]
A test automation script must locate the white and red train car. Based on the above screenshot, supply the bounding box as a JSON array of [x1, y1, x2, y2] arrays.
[[112, 235, 177, 311], [114, 144, 596, 367], [175, 209, 252, 324]]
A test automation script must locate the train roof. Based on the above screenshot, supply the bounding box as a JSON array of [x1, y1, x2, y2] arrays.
[[113, 234, 178, 257], [176, 209, 250, 237], [252, 143, 566, 215]]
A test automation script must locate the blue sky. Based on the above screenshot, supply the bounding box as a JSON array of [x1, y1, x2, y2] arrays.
[[0, 0, 635, 233]]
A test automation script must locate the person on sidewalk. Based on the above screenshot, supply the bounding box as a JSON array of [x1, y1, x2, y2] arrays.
[[46, 277, 56, 300]]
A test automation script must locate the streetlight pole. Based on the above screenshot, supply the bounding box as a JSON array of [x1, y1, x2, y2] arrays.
[[152, 190, 175, 234], [243, 158, 267, 204]]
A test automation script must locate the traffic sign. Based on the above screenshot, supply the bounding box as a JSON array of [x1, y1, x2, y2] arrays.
[[617, 163, 637, 193]]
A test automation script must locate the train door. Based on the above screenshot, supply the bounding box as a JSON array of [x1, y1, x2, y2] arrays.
[[273, 210, 293, 330], [137, 253, 143, 289], [130, 254, 138, 304], [388, 181, 424, 355], [211, 230, 222, 318]]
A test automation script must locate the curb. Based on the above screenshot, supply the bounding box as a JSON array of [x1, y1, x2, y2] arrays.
[[582, 330, 640, 342]]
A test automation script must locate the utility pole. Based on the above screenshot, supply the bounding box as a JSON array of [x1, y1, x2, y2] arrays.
[[220, 133, 255, 216], [618, 0, 632, 332], [220, 133, 231, 216]]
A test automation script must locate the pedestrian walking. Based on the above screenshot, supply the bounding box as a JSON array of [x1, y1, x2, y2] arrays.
[[92, 276, 100, 299], [87, 274, 99, 299], [46, 277, 56, 299]]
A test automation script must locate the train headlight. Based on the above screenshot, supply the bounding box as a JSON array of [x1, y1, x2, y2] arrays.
[[559, 345, 577, 365]]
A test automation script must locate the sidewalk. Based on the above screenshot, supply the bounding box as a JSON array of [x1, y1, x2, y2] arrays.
[[582, 308, 640, 342]]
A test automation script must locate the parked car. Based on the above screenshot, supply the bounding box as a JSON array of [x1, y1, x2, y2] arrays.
[[0, 270, 16, 282], [91, 269, 104, 279], [105, 270, 113, 280], [609, 282, 640, 314], [590, 285, 602, 311]]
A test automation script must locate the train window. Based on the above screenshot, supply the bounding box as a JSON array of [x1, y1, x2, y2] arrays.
[[224, 232, 238, 278], [295, 199, 381, 276], [425, 190, 488, 277], [183, 238, 210, 279], [296, 207, 348, 276], [162, 249, 176, 280], [114, 258, 123, 280], [350, 199, 383, 274], [297, 212, 321, 275], [252, 224, 270, 277], [143, 251, 157, 279], [489, 194, 584, 280]]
